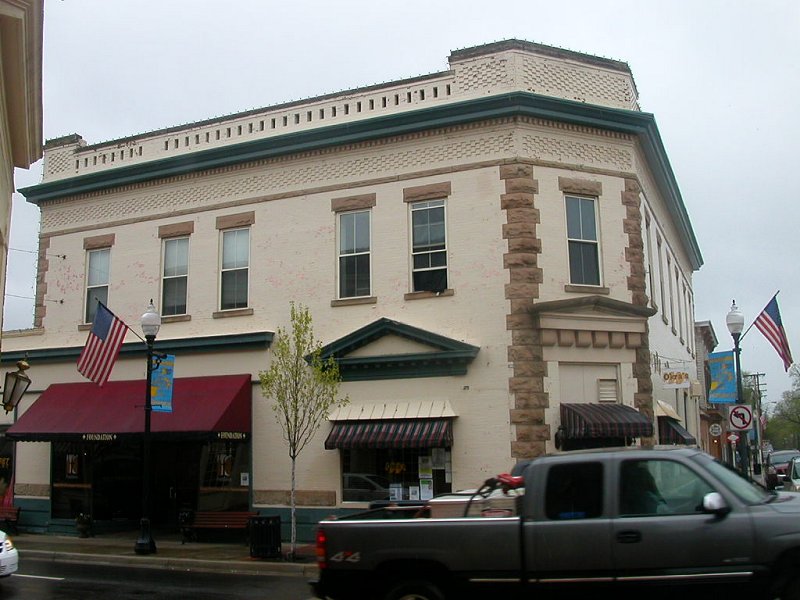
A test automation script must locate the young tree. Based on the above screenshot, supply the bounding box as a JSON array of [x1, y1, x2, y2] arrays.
[[764, 366, 800, 449], [259, 302, 348, 559]]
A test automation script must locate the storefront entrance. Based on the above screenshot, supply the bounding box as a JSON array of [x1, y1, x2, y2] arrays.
[[6, 373, 254, 529], [50, 438, 249, 528]]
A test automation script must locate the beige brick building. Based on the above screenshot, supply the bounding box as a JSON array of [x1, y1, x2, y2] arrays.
[[1, 40, 702, 538]]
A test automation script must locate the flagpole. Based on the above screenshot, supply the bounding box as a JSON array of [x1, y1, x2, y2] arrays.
[[740, 291, 779, 342]]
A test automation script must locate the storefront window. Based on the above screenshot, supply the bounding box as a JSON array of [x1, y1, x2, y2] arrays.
[[51, 442, 92, 519], [0, 428, 13, 506], [341, 447, 451, 503], [198, 441, 250, 510]]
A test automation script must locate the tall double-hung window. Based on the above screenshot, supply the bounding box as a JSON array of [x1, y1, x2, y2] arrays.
[[566, 195, 600, 286], [162, 237, 189, 315], [220, 228, 249, 310], [85, 247, 110, 323], [411, 199, 447, 293], [338, 211, 371, 298]]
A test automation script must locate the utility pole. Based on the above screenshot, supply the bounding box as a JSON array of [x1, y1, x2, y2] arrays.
[[744, 372, 767, 479]]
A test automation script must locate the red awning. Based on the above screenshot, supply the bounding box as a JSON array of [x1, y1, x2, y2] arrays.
[[324, 419, 453, 450], [7, 374, 252, 442], [560, 403, 653, 440]]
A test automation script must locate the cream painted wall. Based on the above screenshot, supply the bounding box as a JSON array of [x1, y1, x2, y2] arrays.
[[5, 42, 704, 507]]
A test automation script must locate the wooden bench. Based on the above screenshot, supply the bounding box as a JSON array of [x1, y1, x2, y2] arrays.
[[0, 506, 20, 535], [180, 510, 257, 544]]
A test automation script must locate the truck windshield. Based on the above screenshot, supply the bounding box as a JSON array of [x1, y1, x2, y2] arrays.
[[692, 453, 773, 505]]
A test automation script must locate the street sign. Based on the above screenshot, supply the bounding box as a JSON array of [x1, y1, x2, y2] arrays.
[[727, 432, 739, 443], [728, 405, 753, 431], [709, 423, 723, 437]]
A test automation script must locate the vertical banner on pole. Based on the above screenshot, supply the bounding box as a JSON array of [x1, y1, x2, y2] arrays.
[[708, 351, 736, 404], [152, 354, 175, 413]]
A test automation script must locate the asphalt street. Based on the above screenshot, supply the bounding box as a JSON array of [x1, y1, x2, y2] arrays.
[[3, 558, 314, 599]]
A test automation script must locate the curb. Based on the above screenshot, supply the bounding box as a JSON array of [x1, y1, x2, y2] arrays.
[[22, 549, 320, 578]]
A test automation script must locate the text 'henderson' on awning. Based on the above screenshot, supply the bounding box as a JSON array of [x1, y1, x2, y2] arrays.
[[560, 403, 653, 439], [6, 374, 252, 442]]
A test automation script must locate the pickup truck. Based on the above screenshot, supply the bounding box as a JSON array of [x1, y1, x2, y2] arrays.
[[311, 446, 800, 600]]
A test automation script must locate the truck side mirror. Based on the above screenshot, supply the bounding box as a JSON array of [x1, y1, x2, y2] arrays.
[[702, 492, 730, 517]]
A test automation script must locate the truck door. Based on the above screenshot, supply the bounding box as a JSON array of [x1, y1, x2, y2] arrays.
[[612, 457, 754, 581], [525, 460, 614, 583]]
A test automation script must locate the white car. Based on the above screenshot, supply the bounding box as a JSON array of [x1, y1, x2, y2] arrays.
[[785, 457, 800, 493], [0, 531, 18, 577]]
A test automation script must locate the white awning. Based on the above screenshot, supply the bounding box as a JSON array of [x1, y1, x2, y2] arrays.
[[328, 399, 457, 421], [655, 400, 682, 422]]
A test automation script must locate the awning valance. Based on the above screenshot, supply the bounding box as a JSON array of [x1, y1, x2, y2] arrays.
[[324, 418, 453, 450], [328, 399, 457, 421], [560, 403, 653, 440], [655, 400, 682, 421], [7, 374, 252, 442], [658, 417, 696, 445]]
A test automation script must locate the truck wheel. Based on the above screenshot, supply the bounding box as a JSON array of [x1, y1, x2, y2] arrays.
[[384, 579, 445, 600]]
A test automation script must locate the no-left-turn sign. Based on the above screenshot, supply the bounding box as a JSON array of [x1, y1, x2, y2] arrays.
[[728, 405, 753, 431]]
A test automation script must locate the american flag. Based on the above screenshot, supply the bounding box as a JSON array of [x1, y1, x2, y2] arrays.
[[77, 302, 129, 385], [754, 295, 794, 372]]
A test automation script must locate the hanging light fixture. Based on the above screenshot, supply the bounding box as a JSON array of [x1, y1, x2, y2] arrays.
[[3, 359, 31, 413]]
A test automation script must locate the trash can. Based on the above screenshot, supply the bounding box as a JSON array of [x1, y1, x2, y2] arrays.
[[249, 515, 281, 559]]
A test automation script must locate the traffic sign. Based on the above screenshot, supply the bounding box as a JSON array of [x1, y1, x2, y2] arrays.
[[727, 432, 739, 443], [709, 423, 723, 437], [728, 405, 753, 431]]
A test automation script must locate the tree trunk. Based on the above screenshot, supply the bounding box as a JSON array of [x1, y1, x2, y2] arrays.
[[290, 456, 297, 560]]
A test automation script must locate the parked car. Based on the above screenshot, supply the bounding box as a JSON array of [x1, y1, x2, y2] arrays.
[[784, 457, 800, 493], [765, 449, 800, 489], [0, 530, 18, 577], [342, 473, 391, 503]]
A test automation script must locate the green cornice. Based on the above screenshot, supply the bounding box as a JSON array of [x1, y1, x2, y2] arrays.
[[319, 317, 480, 381], [20, 92, 701, 270], [0, 331, 273, 365]]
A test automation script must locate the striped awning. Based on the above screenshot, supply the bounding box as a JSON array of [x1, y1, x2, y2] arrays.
[[324, 418, 453, 449], [658, 417, 696, 445], [560, 403, 653, 439]]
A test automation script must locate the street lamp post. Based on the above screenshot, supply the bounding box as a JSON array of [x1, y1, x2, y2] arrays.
[[726, 300, 747, 475], [135, 300, 160, 555]]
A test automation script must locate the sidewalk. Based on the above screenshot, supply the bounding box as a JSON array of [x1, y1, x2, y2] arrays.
[[14, 531, 319, 578]]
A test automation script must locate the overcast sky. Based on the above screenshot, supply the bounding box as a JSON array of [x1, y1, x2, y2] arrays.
[[6, 0, 799, 412]]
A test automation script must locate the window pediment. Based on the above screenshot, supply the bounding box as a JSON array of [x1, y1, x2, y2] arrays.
[[531, 295, 655, 349], [319, 318, 479, 381]]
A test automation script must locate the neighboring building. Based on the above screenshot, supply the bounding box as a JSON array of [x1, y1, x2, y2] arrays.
[[0, 0, 42, 507], [0, 0, 43, 342], [2, 40, 702, 538], [695, 320, 724, 461]]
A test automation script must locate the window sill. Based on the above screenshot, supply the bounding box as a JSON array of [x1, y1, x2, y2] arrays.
[[564, 284, 610, 295], [331, 296, 377, 307], [162, 314, 191, 323], [78, 324, 92, 331], [404, 289, 454, 301], [212, 308, 254, 319]]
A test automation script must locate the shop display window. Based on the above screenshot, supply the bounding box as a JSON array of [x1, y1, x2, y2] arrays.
[[341, 447, 451, 503]]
